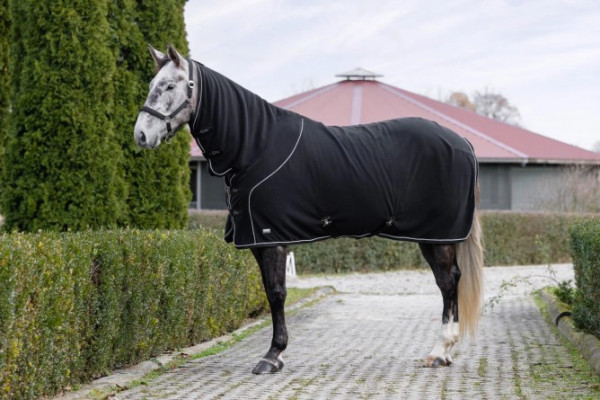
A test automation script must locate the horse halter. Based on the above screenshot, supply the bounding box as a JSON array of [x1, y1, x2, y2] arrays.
[[139, 58, 195, 143]]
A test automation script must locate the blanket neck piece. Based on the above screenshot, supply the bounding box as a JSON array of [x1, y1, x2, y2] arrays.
[[186, 61, 289, 177]]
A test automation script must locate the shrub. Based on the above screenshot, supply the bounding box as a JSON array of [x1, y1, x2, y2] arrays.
[[479, 211, 597, 266], [291, 237, 426, 274], [569, 219, 600, 338], [189, 211, 598, 273], [0, 229, 266, 399], [552, 280, 576, 305], [113, 0, 192, 230], [1, 0, 192, 231], [0, 0, 8, 202], [2, 0, 123, 231]]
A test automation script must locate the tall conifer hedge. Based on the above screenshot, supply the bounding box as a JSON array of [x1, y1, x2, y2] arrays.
[[112, 0, 191, 229], [1, 0, 122, 231], [0, 0, 9, 203], [1, 0, 192, 231]]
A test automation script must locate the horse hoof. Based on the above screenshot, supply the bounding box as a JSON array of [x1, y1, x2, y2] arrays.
[[252, 357, 284, 374], [425, 356, 450, 368]]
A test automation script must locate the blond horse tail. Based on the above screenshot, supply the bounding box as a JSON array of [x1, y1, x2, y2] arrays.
[[456, 189, 484, 338]]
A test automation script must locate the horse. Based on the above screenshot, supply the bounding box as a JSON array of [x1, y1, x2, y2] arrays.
[[134, 44, 484, 375]]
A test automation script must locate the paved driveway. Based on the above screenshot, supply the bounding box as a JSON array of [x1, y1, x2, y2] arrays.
[[115, 264, 599, 399]]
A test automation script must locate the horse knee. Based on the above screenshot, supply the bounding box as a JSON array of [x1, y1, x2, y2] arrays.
[[267, 286, 287, 305], [435, 275, 457, 295], [452, 264, 461, 282]]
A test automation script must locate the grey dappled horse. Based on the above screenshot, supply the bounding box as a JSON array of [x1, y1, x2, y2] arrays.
[[134, 44, 484, 374]]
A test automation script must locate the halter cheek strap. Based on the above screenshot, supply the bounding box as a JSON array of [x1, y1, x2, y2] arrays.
[[139, 58, 196, 142]]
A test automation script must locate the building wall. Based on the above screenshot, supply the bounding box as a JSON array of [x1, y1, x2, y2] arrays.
[[478, 163, 566, 211], [509, 165, 562, 210], [189, 161, 227, 210], [191, 161, 576, 212], [479, 164, 511, 209]]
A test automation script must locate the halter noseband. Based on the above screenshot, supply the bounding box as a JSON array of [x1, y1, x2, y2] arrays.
[[140, 58, 196, 143]]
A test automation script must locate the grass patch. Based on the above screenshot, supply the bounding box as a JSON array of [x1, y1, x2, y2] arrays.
[[477, 357, 488, 378], [533, 292, 600, 397], [508, 334, 524, 399], [287, 287, 321, 306]]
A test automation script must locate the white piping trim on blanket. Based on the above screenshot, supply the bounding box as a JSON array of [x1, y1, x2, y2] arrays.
[[378, 233, 469, 242], [191, 61, 203, 132], [207, 159, 233, 177], [234, 233, 467, 249], [246, 118, 305, 245], [379, 84, 529, 160]]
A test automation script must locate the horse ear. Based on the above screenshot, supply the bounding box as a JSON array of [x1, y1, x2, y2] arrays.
[[148, 44, 166, 68], [166, 43, 183, 68]]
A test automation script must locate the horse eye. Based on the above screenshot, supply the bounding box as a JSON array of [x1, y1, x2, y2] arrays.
[[166, 83, 176, 91]]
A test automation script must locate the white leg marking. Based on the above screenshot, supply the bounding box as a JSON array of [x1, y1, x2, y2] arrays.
[[445, 321, 460, 363], [452, 322, 460, 343], [426, 322, 455, 366]]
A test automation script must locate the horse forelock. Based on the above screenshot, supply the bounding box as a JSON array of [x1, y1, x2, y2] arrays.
[[154, 56, 171, 73]]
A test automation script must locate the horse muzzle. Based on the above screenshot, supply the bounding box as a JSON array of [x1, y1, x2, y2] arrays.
[[134, 128, 159, 149]]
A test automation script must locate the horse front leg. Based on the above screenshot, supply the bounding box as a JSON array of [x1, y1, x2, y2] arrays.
[[251, 246, 288, 374]]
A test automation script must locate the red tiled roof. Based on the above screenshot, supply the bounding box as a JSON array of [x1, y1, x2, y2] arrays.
[[190, 139, 202, 159], [191, 77, 600, 165], [274, 79, 600, 165]]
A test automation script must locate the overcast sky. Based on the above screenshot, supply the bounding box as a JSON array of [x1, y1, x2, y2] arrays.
[[184, 0, 600, 151]]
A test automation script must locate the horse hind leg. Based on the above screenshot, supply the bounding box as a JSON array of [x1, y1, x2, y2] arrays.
[[251, 246, 288, 374], [419, 243, 461, 367]]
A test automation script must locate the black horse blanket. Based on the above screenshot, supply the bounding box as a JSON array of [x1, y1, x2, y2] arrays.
[[190, 63, 478, 249]]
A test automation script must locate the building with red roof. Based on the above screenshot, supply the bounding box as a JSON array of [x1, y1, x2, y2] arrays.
[[190, 69, 600, 210]]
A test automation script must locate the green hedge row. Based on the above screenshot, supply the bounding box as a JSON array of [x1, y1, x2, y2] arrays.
[[569, 220, 600, 338], [479, 211, 600, 266], [189, 211, 599, 273], [0, 230, 267, 399], [292, 237, 426, 273]]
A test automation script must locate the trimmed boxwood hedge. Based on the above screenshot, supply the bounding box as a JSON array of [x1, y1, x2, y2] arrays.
[[569, 219, 600, 338], [188, 211, 599, 273], [479, 211, 599, 266], [0, 229, 266, 399]]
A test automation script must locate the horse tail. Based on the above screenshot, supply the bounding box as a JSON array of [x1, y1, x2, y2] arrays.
[[456, 182, 484, 338]]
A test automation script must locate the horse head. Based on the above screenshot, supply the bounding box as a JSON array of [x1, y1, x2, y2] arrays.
[[134, 44, 196, 149]]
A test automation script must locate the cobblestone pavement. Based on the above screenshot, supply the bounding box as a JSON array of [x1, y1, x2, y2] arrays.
[[116, 264, 600, 399]]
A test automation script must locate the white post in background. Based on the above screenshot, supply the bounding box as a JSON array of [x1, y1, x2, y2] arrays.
[[286, 251, 296, 277]]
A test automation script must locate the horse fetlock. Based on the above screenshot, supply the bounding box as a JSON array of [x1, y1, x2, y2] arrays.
[[271, 338, 287, 352]]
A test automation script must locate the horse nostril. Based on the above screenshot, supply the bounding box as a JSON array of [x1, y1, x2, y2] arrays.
[[139, 131, 146, 144]]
